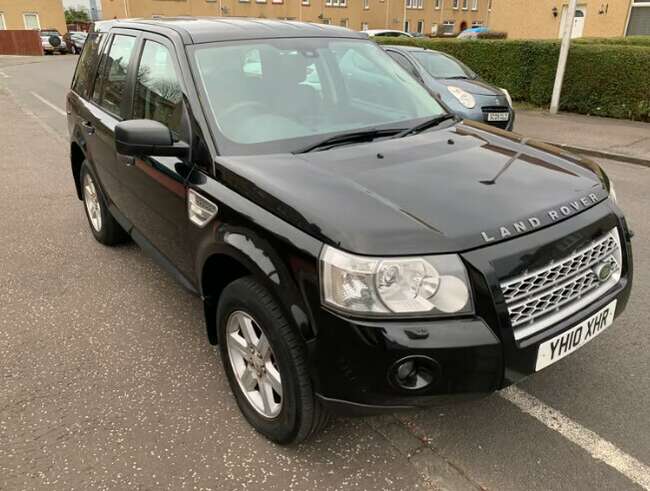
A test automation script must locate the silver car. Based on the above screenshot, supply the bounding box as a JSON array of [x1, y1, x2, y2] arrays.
[[384, 45, 514, 130], [40, 30, 67, 55]]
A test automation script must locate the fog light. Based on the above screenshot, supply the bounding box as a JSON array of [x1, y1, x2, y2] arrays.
[[390, 356, 439, 391]]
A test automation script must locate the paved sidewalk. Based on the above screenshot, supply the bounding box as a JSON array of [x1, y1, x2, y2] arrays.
[[515, 110, 650, 166]]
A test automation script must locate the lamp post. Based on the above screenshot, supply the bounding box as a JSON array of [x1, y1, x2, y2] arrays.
[[550, 0, 578, 114]]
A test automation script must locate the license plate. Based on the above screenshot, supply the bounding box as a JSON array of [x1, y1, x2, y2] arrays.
[[535, 300, 617, 371], [487, 112, 509, 122]]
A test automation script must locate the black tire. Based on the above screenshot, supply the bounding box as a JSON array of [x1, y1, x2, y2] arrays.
[[79, 161, 129, 246], [217, 277, 330, 444]]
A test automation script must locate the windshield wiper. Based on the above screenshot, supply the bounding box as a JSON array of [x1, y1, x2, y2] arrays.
[[293, 128, 402, 154], [393, 113, 457, 139]]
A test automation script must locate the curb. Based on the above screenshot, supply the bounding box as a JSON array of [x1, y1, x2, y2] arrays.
[[550, 142, 650, 168]]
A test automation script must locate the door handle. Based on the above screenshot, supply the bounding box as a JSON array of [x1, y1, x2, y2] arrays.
[[81, 120, 95, 134]]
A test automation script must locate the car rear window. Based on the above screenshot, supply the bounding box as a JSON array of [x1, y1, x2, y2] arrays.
[[92, 34, 137, 118], [71, 33, 104, 98]]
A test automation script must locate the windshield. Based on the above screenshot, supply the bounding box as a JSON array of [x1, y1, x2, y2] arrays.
[[193, 38, 446, 155], [411, 52, 476, 79]]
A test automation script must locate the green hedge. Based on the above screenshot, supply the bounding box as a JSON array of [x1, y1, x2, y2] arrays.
[[375, 37, 650, 121], [575, 36, 650, 47]]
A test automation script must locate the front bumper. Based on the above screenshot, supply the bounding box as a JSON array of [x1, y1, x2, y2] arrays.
[[309, 201, 632, 414]]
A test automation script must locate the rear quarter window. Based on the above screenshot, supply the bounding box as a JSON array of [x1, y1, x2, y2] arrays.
[[71, 33, 104, 98]]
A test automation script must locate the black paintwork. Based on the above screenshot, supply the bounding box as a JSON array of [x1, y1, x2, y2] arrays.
[[67, 18, 632, 414]]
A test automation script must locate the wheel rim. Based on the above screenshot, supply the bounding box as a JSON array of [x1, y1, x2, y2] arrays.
[[226, 311, 283, 419], [82, 173, 102, 232]]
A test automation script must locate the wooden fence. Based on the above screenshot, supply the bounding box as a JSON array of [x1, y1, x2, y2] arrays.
[[0, 30, 43, 56]]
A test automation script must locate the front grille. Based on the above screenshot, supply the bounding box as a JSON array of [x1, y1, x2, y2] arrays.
[[500, 229, 622, 341], [481, 106, 510, 129]]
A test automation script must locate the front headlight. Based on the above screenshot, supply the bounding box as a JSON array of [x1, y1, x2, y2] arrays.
[[500, 87, 513, 107], [320, 245, 473, 316], [447, 86, 476, 109]]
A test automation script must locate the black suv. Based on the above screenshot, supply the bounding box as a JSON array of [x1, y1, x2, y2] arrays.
[[68, 18, 632, 444]]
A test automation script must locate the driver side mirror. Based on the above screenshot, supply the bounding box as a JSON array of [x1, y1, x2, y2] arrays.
[[115, 119, 189, 158]]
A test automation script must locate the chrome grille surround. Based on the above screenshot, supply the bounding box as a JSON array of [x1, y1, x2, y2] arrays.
[[501, 228, 622, 341]]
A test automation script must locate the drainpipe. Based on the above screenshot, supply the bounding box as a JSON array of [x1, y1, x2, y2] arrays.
[[386, 0, 390, 27]]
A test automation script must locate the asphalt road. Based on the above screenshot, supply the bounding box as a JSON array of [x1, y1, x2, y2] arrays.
[[1, 55, 649, 491]]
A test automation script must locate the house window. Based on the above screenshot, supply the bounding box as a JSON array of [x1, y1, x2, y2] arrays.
[[272, 0, 283, 3], [406, 0, 424, 8], [404, 20, 410, 31], [627, 2, 650, 35], [442, 20, 455, 33], [302, 0, 310, 4], [23, 13, 40, 30], [0, 13, 5, 30], [326, 0, 346, 5], [488, 0, 492, 10], [452, 0, 459, 10], [256, 0, 267, 3], [434, 0, 441, 9], [472, 0, 478, 10], [472, 20, 483, 26], [361, 21, 369, 30], [340, 18, 349, 27], [363, 0, 369, 9], [417, 20, 424, 33], [462, 0, 468, 10]]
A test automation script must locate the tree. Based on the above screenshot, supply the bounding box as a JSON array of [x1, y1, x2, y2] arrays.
[[65, 7, 90, 24]]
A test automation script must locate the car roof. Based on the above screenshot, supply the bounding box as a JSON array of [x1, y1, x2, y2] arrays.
[[93, 17, 365, 44]]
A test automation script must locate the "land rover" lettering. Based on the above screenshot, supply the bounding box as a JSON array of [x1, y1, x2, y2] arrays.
[[480, 193, 600, 242]]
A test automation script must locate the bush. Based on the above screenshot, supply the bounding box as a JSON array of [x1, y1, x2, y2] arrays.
[[477, 31, 508, 39], [575, 36, 650, 47], [375, 37, 650, 121]]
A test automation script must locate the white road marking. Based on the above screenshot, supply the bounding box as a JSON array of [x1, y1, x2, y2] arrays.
[[30, 91, 67, 116], [500, 386, 650, 490]]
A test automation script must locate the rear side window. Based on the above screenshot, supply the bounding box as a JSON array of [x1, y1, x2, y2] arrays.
[[133, 40, 184, 136], [92, 34, 136, 118], [71, 33, 104, 98]]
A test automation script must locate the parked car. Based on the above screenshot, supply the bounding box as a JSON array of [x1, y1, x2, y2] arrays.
[[67, 31, 88, 54], [457, 26, 490, 39], [40, 29, 67, 54], [68, 18, 631, 444], [364, 29, 413, 38], [384, 45, 515, 130]]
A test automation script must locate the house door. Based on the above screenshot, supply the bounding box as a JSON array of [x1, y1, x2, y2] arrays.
[[560, 5, 587, 38]]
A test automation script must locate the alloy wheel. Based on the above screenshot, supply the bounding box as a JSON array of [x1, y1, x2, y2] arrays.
[[226, 310, 283, 419], [82, 172, 102, 232]]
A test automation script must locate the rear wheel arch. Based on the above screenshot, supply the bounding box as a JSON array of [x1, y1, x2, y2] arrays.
[[70, 142, 85, 200]]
